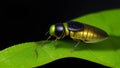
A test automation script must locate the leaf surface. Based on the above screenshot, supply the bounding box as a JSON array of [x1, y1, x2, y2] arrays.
[[0, 9, 120, 68]]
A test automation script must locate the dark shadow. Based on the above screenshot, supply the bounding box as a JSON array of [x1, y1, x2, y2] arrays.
[[49, 0, 120, 23], [36, 36, 120, 51], [1, 0, 120, 51], [38, 57, 110, 68], [76, 36, 120, 51]]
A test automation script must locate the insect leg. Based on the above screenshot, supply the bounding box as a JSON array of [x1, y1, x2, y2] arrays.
[[71, 41, 81, 52], [74, 41, 81, 48], [47, 36, 51, 40], [52, 36, 61, 49], [39, 36, 51, 47]]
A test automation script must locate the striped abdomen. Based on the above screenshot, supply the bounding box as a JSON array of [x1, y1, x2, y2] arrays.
[[69, 24, 108, 43]]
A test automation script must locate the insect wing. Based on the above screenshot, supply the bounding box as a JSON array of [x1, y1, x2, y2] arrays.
[[68, 21, 84, 31]]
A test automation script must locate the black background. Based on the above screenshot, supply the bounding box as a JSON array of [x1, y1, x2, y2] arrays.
[[1, 0, 120, 67]]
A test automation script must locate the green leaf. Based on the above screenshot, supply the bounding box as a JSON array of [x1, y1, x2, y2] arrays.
[[0, 9, 120, 68]]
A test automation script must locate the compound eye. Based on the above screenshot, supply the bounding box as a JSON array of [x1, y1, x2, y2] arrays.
[[55, 23, 64, 37]]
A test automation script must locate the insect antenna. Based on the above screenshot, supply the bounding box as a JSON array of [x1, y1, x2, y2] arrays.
[[45, 31, 49, 36], [45, 31, 52, 40]]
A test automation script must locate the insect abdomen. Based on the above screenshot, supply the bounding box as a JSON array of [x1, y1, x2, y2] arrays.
[[70, 24, 108, 43]]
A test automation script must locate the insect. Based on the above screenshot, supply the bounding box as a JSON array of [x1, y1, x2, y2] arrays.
[[47, 21, 108, 47]]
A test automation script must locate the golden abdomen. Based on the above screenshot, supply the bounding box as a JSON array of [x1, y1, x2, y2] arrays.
[[69, 24, 108, 43]]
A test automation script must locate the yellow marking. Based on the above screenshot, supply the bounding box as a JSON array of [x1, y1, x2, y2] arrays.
[[84, 29, 89, 41], [91, 32, 95, 39], [63, 23, 69, 36]]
